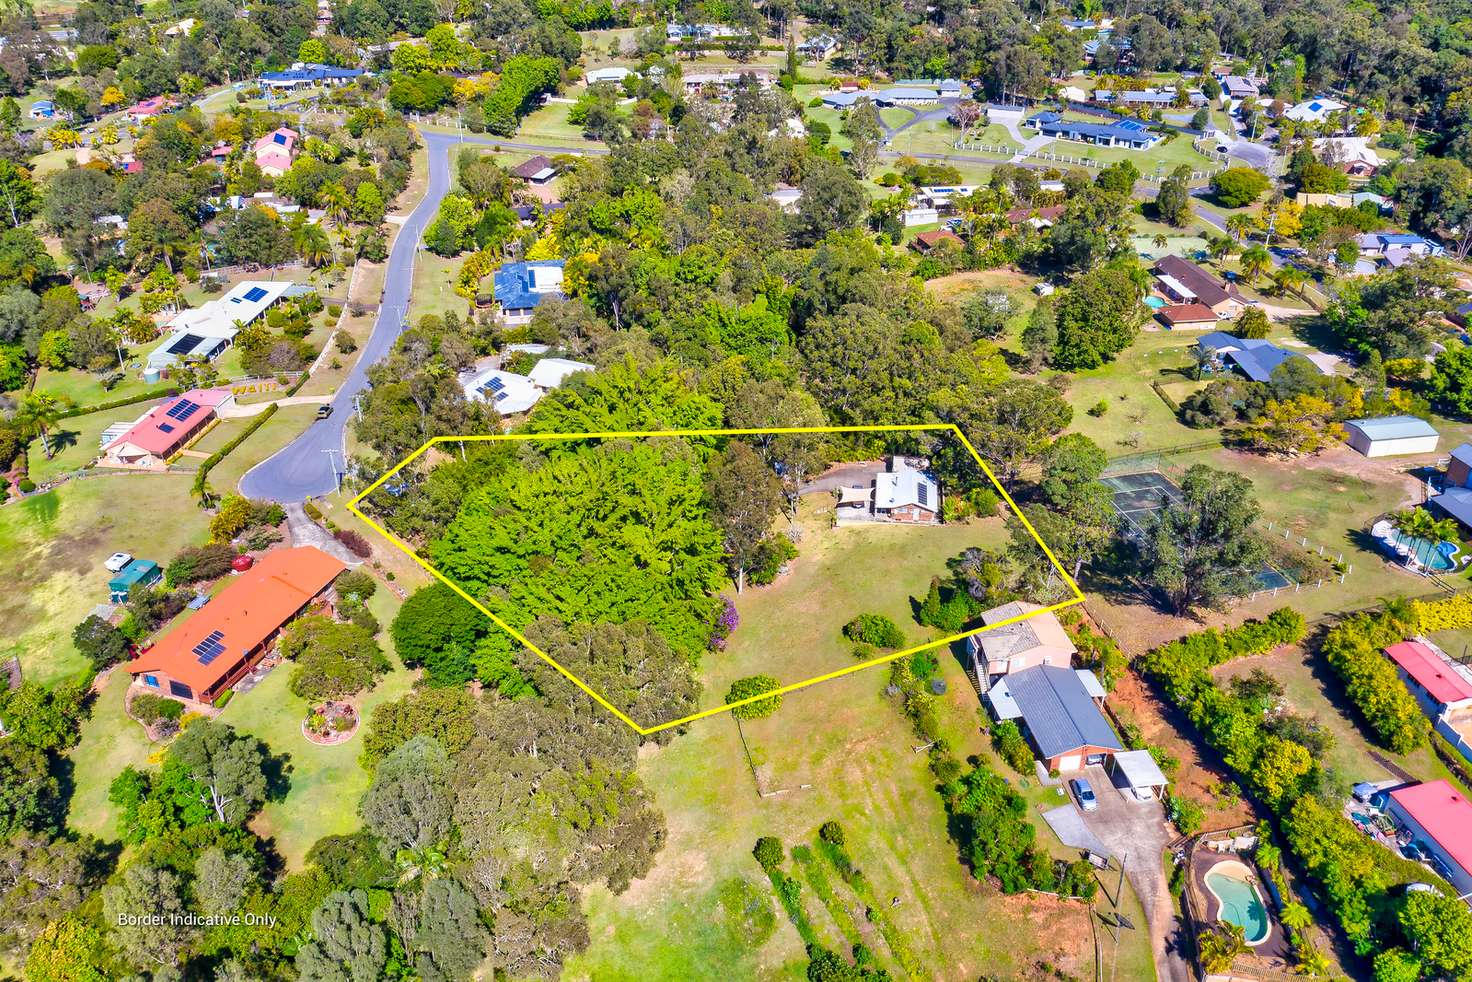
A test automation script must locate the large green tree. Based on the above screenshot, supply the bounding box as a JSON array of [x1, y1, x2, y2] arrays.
[[1139, 465, 1268, 613]]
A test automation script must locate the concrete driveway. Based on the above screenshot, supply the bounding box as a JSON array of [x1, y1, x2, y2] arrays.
[[799, 461, 883, 495], [1075, 764, 1192, 982]]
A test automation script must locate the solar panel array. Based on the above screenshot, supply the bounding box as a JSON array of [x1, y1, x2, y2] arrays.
[[193, 629, 226, 665], [167, 399, 200, 422], [917, 482, 929, 507], [167, 332, 204, 355], [158, 423, 174, 433], [243, 285, 269, 303]]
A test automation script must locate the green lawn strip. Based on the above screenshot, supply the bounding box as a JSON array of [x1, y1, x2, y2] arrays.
[[25, 398, 168, 483], [65, 669, 158, 840], [204, 403, 318, 496], [764, 864, 821, 948], [25, 365, 161, 407], [815, 837, 926, 981], [790, 844, 864, 948]]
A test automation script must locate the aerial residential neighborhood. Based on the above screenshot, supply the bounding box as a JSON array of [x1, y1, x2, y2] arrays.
[[3, 1, 1472, 981]]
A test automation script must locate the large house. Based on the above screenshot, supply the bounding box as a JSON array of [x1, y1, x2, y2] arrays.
[[1358, 232, 1444, 268], [986, 664, 1122, 772], [511, 155, 557, 186], [1196, 332, 1320, 384], [493, 261, 565, 326], [1218, 75, 1260, 101], [148, 280, 306, 371], [100, 388, 234, 470], [797, 33, 838, 59], [967, 601, 1077, 686], [1154, 255, 1246, 318], [1026, 111, 1161, 150], [259, 63, 365, 90], [253, 126, 299, 177], [1284, 97, 1346, 123], [1385, 781, 1472, 897], [1384, 639, 1472, 720], [1430, 443, 1472, 530], [125, 547, 346, 707], [462, 355, 593, 414], [126, 96, 174, 121]]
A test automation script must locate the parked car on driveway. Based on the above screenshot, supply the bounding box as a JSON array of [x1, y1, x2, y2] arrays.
[[1070, 777, 1098, 812], [104, 552, 133, 572]]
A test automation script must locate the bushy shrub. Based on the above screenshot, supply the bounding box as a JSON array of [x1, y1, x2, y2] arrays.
[[1166, 793, 1204, 836], [165, 543, 237, 587], [726, 675, 782, 719], [752, 836, 784, 871], [842, 613, 905, 649], [333, 528, 372, 558], [132, 693, 184, 724], [335, 569, 378, 602], [991, 719, 1034, 773], [1320, 608, 1428, 754], [749, 534, 797, 586], [818, 821, 845, 847]]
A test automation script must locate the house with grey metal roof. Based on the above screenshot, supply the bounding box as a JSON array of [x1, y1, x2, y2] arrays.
[[1344, 416, 1439, 458], [986, 664, 1122, 772]]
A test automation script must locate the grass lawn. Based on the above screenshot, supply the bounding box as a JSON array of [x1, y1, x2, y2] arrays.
[[698, 495, 1008, 716], [406, 248, 468, 324], [890, 120, 1018, 157], [1055, 330, 1206, 458], [25, 365, 160, 409], [565, 639, 1133, 981], [802, 106, 852, 152], [1032, 133, 1215, 175], [25, 398, 167, 484], [516, 101, 603, 148], [66, 670, 157, 840], [208, 404, 318, 494], [0, 475, 210, 686]]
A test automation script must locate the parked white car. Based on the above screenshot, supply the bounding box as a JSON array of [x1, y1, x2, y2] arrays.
[[104, 552, 132, 572]]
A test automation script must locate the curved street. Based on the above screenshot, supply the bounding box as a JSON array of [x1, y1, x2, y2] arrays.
[[238, 131, 458, 502]]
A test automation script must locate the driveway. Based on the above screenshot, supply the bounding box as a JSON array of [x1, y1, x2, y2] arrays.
[[799, 461, 883, 495], [1075, 764, 1192, 982]]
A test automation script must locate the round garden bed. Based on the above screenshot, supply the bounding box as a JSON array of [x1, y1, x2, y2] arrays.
[[301, 701, 360, 745]]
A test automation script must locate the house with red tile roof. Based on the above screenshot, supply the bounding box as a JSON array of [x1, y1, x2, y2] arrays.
[[1156, 303, 1219, 329], [125, 546, 346, 707], [910, 229, 964, 254], [125, 96, 174, 121], [1385, 639, 1472, 716], [1385, 780, 1472, 897], [100, 388, 233, 470]]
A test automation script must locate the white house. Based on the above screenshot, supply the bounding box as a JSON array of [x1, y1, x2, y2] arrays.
[[1344, 416, 1440, 458], [527, 357, 594, 390], [584, 66, 633, 86], [1284, 97, 1346, 123], [873, 457, 939, 523], [147, 281, 305, 371], [463, 356, 595, 415]]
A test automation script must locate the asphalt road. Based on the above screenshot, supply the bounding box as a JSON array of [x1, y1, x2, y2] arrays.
[[239, 131, 456, 502]]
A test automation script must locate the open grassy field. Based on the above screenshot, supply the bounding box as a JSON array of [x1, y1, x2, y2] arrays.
[[517, 101, 603, 148], [66, 670, 157, 840], [22, 364, 160, 409], [888, 120, 1019, 157], [1055, 330, 1206, 458], [0, 475, 211, 686], [698, 495, 1007, 717], [566, 623, 1150, 982], [405, 248, 468, 324]]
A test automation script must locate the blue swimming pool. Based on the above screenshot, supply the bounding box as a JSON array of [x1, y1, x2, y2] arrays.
[[1144, 296, 1167, 309], [1205, 865, 1270, 945]]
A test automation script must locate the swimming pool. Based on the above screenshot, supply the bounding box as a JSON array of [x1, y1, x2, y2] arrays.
[[1144, 296, 1167, 309], [1204, 861, 1271, 945]]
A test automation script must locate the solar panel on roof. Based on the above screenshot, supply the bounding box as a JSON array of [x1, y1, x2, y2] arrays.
[[487, 376, 505, 392], [167, 332, 204, 355], [917, 483, 929, 507], [166, 399, 200, 421], [242, 286, 269, 303], [192, 629, 226, 664], [158, 423, 174, 433]]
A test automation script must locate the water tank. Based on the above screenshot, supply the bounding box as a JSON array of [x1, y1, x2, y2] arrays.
[[142, 367, 161, 384], [231, 554, 254, 573]]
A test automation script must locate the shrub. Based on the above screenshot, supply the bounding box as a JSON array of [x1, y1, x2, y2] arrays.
[[1087, 400, 1108, 417], [327, 304, 342, 318], [991, 719, 1034, 773], [335, 569, 378, 602], [909, 650, 938, 680], [752, 836, 784, 871], [1167, 793, 1204, 836], [818, 820, 846, 847], [132, 693, 184, 725], [726, 675, 782, 719], [17, 478, 35, 492], [302, 500, 323, 521], [1319, 608, 1428, 754], [333, 528, 372, 558], [749, 534, 798, 586], [165, 543, 237, 587], [334, 332, 358, 354], [842, 613, 905, 649]]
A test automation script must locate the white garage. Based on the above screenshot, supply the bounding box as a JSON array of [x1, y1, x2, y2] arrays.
[[1344, 416, 1440, 458]]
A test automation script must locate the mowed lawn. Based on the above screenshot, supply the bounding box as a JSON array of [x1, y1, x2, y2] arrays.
[[25, 399, 168, 484], [568, 617, 1150, 981], [697, 495, 1007, 715], [66, 670, 159, 840], [209, 404, 318, 494], [0, 475, 211, 686], [1056, 330, 1205, 457]]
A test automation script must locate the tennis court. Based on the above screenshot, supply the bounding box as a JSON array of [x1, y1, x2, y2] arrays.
[[1102, 471, 1293, 590]]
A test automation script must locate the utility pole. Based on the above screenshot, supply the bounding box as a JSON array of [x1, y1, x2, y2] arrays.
[[321, 448, 342, 493]]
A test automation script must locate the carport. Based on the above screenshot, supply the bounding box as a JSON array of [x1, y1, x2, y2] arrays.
[[1108, 749, 1169, 801]]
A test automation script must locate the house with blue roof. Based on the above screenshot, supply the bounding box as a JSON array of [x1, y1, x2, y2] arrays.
[[875, 86, 943, 106], [1358, 232, 1444, 260], [1195, 332, 1321, 384], [1026, 111, 1160, 149], [494, 261, 565, 326], [259, 63, 365, 90], [28, 100, 54, 119], [820, 90, 872, 109]]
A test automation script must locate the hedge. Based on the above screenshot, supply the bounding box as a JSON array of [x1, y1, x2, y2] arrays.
[[1411, 594, 1472, 631], [192, 403, 279, 500], [1319, 609, 1429, 755], [59, 384, 180, 419]]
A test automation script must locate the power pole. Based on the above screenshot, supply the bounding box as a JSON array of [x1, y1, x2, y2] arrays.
[[321, 448, 342, 493]]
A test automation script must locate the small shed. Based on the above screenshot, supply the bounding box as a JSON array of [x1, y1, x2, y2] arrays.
[[109, 559, 161, 603], [1108, 749, 1169, 800], [1344, 416, 1439, 458]]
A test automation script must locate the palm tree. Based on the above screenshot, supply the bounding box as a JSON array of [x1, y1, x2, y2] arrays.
[[1292, 946, 1331, 977], [1225, 213, 1255, 242], [1240, 244, 1272, 284], [1153, 233, 1169, 251], [294, 222, 332, 268], [1197, 924, 1249, 975], [1278, 901, 1313, 937], [394, 844, 448, 886], [13, 392, 68, 460], [320, 182, 352, 228], [1392, 507, 1439, 543], [1273, 265, 1310, 298]]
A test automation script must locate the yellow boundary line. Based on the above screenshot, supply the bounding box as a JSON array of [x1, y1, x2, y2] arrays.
[[346, 424, 1084, 735]]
